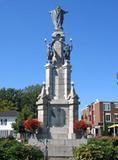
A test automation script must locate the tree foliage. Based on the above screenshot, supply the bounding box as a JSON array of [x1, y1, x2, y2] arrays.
[[12, 105, 35, 134], [117, 73, 118, 85], [0, 84, 41, 112], [0, 138, 43, 160], [21, 85, 41, 112], [0, 99, 16, 112]]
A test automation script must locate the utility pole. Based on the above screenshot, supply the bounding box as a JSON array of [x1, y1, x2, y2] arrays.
[[113, 116, 116, 137], [103, 109, 106, 131]]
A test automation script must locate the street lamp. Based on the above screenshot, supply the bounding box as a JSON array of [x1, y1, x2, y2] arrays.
[[39, 138, 48, 160], [44, 138, 48, 160]]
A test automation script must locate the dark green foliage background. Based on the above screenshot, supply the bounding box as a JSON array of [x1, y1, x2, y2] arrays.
[[0, 138, 43, 160], [0, 84, 41, 112]]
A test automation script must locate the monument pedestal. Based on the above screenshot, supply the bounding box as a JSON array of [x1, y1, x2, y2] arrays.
[[36, 29, 79, 139], [29, 137, 87, 160]]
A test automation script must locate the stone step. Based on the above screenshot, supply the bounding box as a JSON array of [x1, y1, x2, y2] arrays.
[[50, 127, 68, 133], [50, 133, 68, 139], [48, 146, 73, 157], [29, 137, 87, 159], [48, 139, 87, 146]]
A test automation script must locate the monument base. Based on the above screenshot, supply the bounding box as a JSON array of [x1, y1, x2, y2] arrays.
[[68, 133, 76, 139], [29, 136, 87, 160]]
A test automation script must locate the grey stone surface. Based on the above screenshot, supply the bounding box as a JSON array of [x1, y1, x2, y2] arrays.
[[29, 137, 87, 159], [36, 27, 79, 138]]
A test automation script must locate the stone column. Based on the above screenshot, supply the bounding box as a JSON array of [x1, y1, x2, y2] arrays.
[[36, 99, 48, 126], [68, 83, 79, 139], [45, 63, 53, 98], [36, 84, 48, 126], [63, 60, 71, 99], [68, 100, 75, 139]]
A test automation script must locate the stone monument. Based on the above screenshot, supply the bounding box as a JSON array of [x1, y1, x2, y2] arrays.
[[29, 7, 86, 160], [36, 6, 79, 139]]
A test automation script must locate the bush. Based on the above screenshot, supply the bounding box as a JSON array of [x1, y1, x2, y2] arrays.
[[113, 146, 118, 159], [112, 139, 118, 147], [73, 138, 116, 160], [73, 144, 104, 160], [0, 138, 43, 160]]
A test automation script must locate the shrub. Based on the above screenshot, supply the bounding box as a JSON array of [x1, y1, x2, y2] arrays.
[[73, 138, 116, 160], [112, 139, 118, 147], [0, 138, 43, 160], [113, 146, 118, 159], [73, 144, 105, 160]]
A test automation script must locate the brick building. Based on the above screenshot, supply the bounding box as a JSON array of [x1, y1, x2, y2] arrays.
[[81, 100, 118, 136]]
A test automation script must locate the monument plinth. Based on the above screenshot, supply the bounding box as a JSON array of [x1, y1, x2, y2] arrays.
[[36, 6, 79, 139]]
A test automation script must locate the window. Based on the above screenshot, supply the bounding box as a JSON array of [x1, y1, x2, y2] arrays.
[[114, 113, 118, 119], [4, 119, 7, 125], [114, 103, 118, 108], [105, 113, 111, 122], [0, 119, 3, 125], [103, 103, 111, 111], [0, 119, 7, 125]]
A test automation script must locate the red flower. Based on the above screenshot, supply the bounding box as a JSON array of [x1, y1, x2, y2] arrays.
[[74, 120, 80, 130], [24, 118, 41, 132], [74, 119, 89, 130], [79, 120, 87, 129]]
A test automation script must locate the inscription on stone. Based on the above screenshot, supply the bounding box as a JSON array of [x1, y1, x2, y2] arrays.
[[51, 107, 66, 127]]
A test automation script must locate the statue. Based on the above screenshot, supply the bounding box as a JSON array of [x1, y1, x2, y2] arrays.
[[49, 6, 68, 30], [47, 41, 57, 63], [47, 43, 53, 61], [63, 44, 72, 60]]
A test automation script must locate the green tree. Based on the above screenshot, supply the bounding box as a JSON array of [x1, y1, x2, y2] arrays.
[[0, 99, 16, 112], [12, 105, 35, 141], [0, 88, 22, 111], [22, 84, 41, 113], [116, 73, 118, 85], [0, 84, 41, 112], [0, 88, 6, 99]]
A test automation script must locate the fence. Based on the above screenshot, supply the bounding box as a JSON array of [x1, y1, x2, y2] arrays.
[[0, 130, 14, 138]]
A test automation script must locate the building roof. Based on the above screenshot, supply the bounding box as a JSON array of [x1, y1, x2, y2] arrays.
[[0, 110, 18, 117]]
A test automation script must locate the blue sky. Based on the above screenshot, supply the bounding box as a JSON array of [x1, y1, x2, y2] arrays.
[[0, 0, 118, 112]]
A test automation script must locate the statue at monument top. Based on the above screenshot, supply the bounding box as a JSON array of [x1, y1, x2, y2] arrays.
[[49, 6, 68, 30]]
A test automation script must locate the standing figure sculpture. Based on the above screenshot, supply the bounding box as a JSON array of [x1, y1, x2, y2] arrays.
[[49, 6, 68, 30], [63, 44, 72, 60], [47, 43, 53, 62]]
